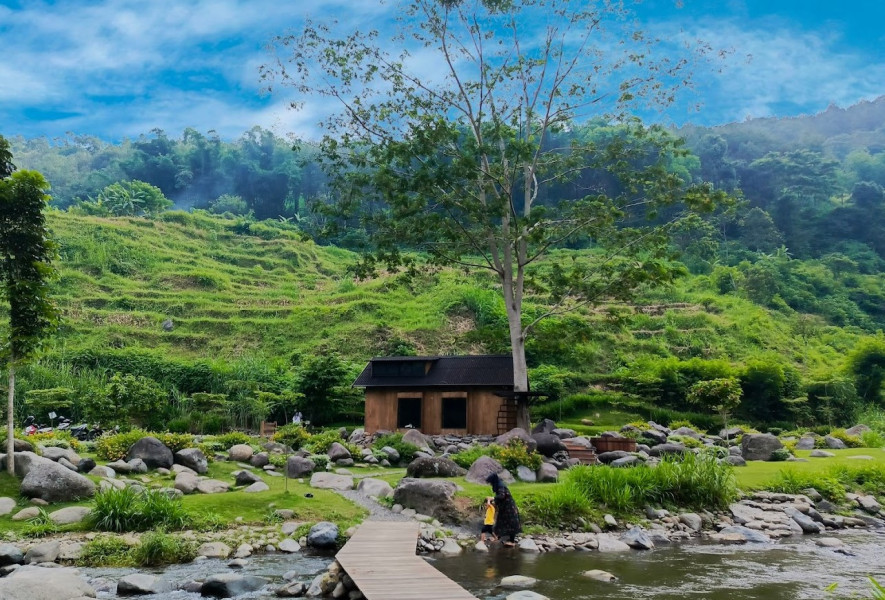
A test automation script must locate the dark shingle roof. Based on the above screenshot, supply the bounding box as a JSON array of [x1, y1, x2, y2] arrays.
[[353, 355, 514, 388]]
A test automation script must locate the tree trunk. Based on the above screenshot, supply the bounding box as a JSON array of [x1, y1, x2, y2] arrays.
[[506, 304, 530, 431], [6, 363, 14, 476]]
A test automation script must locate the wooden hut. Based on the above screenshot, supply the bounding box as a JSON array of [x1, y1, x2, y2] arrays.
[[353, 355, 525, 435]]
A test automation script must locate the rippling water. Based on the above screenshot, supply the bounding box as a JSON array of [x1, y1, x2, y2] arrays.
[[81, 532, 885, 599]]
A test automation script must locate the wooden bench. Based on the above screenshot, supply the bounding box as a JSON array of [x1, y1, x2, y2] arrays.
[[563, 440, 598, 465]]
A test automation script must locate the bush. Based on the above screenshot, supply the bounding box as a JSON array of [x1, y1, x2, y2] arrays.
[[95, 429, 148, 461], [131, 530, 197, 566], [371, 433, 419, 463], [273, 424, 312, 450], [156, 432, 195, 453], [213, 431, 251, 448], [450, 445, 492, 469], [668, 420, 699, 431], [765, 469, 846, 501], [90, 488, 191, 532], [167, 418, 190, 433], [770, 448, 791, 461], [521, 482, 596, 528], [309, 454, 330, 471], [828, 429, 864, 448], [306, 430, 355, 455], [495, 439, 543, 472], [861, 430, 885, 448], [78, 536, 133, 567]]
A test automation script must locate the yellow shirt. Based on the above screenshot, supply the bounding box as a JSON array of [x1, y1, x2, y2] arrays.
[[484, 504, 496, 525]]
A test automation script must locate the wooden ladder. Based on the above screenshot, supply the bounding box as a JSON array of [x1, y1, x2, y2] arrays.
[[496, 398, 517, 434]]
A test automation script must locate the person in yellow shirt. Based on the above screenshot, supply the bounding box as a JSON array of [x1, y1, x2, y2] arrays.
[[480, 497, 497, 542]]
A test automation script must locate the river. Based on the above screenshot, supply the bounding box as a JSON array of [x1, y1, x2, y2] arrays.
[[80, 532, 885, 599]]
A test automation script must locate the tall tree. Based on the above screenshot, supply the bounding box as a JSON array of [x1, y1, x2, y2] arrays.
[[0, 135, 59, 474], [264, 0, 727, 429]]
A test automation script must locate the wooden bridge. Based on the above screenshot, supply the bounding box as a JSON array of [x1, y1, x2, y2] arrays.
[[336, 521, 478, 600]]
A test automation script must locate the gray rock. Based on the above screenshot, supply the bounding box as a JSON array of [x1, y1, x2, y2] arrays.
[[174, 471, 199, 494], [597, 451, 631, 464], [117, 573, 171, 595], [648, 443, 687, 457], [24, 541, 60, 564], [126, 436, 174, 469], [174, 448, 209, 474], [678, 513, 703, 532], [228, 444, 254, 462], [857, 495, 882, 514], [595, 534, 631, 552], [714, 525, 771, 543], [244, 481, 270, 493], [611, 455, 641, 468], [278, 539, 301, 553], [196, 479, 230, 494], [57, 457, 78, 472], [621, 527, 654, 550], [465, 455, 512, 484], [197, 542, 231, 558], [11, 507, 39, 521], [719, 426, 745, 440], [495, 428, 537, 452], [824, 435, 847, 450], [249, 452, 269, 468], [327, 442, 352, 462], [536, 463, 558, 482], [741, 434, 783, 461], [393, 478, 461, 523], [0, 544, 24, 566], [531, 433, 566, 457], [406, 456, 467, 478], [1, 451, 52, 478], [90, 465, 117, 478], [501, 575, 538, 588], [77, 457, 96, 473], [515, 465, 537, 482], [48, 507, 91, 525], [127, 458, 148, 473], [356, 477, 394, 498], [307, 522, 339, 549], [518, 538, 539, 553], [309, 472, 354, 491], [0, 566, 97, 600], [845, 424, 871, 436], [286, 456, 315, 478], [723, 455, 747, 466], [380, 446, 400, 463], [672, 426, 702, 439], [640, 429, 668, 445], [583, 569, 618, 582], [506, 592, 550, 600], [0, 496, 15, 516], [796, 436, 816, 450], [41, 447, 80, 464], [21, 460, 96, 502], [233, 470, 262, 486], [276, 581, 307, 597], [784, 506, 825, 534], [552, 428, 576, 439], [810, 450, 835, 458], [201, 573, 269, 598], [532, 419, 557, 434], [402, 428, 432, 450]]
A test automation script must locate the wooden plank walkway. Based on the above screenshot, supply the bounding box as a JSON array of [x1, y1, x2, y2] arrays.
[[336, 521, 478, 600]]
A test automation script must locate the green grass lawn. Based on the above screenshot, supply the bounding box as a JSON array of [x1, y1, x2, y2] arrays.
[[735, 447, 885, 490]]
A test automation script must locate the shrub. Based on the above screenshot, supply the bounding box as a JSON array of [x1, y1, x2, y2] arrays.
[[156, 432, 195, 453], [95, 429, 148, 461], [861, 430, 885, 448], [828, 429, 864, 448], [90, 488, 191, 532], [213, 431, 251, 448], [78, 536, 133, 566], [495, 439, 543, 472], [306, 430, 358, 456], [131, 530, 197, 566], [770, 448, 791, 461], [450, 445, 491, 469], [167, 418, 190, 433], [273, 424, 312, 450], [309, 454, 330, 471], [668, 420, 699, 431], [371, 432, 419, 463], [521, 482, 596, 528]]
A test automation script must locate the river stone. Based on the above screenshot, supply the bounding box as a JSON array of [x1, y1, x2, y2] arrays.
[[536, 463, 558, 482], [49, 507, 91, 525], [439, 539, 462, 556], [465, 456, 513, 484], [824, 435, 847, 450], [233, 470, 262, 486], [516, 465, 537, 482], [621, 527, 654, 550], [531, 433, 566, 457], [244, 481, 270, 493], [0, 544, 23, 566], [201, 573, 269, 598], [506, 593, 550, 600], [197, 479, 230, 494], [501, 575, 538, 588], [307, 522, 339, 549], [518, 538, 539, 553], [286, 455, 315, 478], [278, 539, 301, 553], [356, 477, 394, 498], [12, 507, 39, 521], [495, 428, 537, 452], [174, 448, 208, 474], [227, 444, 253, 462], [380, 446, 400, 462], [197, 542, 232, 559], [810, 450, 835, 458], [796, 436, 816, 450], [679, 513, 703, 532], [276, 581, 307, 597], [174, 471, 199, 494], [716, 525, 771, 543], [249, 452, 269, 468], [327, 442, 352, 462], [406, 456, 467, 478], [393, 478, 460, 523], [90, 465, 117, 478], [741, 434, 783, 461], [583, 569, 618, 582], [595, 535, 631, 552], [117, 573, 171, 595], [21, 460, 96, 502], [0, 566, 97, 600], [126, 436, 173, 469], [309, 472, 354, 490], [857, 495, 882, 513], [0, 496, 16, 516], [127, 458, 148, 473], [24, 541, 60, 564]]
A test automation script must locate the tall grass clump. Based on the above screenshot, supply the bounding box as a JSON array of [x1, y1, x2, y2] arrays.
[[566, 452, 737, 513], [764, 469, 846, 501], [131, 530, 197, 566], [90, 488, 191, 532], [77, 536, 133, 566], [521, 483, 596, 528]]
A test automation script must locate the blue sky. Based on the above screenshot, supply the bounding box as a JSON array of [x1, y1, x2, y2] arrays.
[[1, 0, 883, 142]]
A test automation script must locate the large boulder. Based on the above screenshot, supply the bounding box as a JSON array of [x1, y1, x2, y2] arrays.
[[48, 507, 91, 525], [228, 444, 253, 462], [174, 448, 208, 474], [12, 438, 33, 452], [823, 435, 847, 450], [174, 471, 199, 494], [741, 434, 783, 461], [796, 436, 816, 450], [465, 455, 512, 484], [536, 463, 559, 483], [125, 436, 173, 469], [356, 478, 394, 498], [307, 522, 339, 549], [327, 442, 352, 462], [201, 573, 269, 598], [0, 566, 97, 600], [0, 543, 24, 566], [233, 470, 262, 486], [531, 433, 566, 457], [402, 429, 432, 450], [597, 450, 631, 464], [117, 573, 171, 595], [24, 541, 60, 564], [0, 496, 15, 516], [196, 479, 230, 494], [845, 424, 871, 437], [1, 451, 52, 478], [286, 455, 315, 478], [309, 472, 354, 491], [495, 428, 537, 452], [21, 460, 95, 502], [393, 478, 461, 523], [41, 447, 80, 464], [406, 456, 467, 478], [531, 419, 557, 434]]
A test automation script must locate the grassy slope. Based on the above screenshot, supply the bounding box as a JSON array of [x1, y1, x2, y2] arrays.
[[1, 210, 860, 386]]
